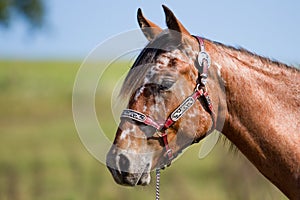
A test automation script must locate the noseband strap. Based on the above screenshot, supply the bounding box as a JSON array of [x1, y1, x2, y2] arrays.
[[120, 36, 216, 164], [121, 109, 162, 130]]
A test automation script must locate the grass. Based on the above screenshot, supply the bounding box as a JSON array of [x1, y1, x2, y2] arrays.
[[0, 60, 287, 200]]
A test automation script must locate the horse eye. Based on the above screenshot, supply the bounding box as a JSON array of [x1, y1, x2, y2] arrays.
[[159, 81, 174, 91]]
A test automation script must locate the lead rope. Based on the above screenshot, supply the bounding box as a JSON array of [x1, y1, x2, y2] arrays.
[[155, 169, 160, 200]]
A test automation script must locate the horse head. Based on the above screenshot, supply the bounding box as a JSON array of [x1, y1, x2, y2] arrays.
[[106, 5, 218, 186]]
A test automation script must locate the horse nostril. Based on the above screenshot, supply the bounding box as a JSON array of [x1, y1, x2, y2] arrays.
[[118, 154, 130, 172]]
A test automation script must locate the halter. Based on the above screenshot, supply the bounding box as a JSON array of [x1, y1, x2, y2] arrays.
[[120, 36, 216, 163], [121, 84, 214, 161]]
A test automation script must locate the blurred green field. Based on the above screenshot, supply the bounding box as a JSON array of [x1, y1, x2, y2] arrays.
[[0, 60, 287, 200]]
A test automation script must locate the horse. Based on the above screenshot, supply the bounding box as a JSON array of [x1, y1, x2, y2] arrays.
[[106, 5, 300, 199]]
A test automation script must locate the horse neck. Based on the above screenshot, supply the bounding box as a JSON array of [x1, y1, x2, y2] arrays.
[[205, 40, 300, 199]]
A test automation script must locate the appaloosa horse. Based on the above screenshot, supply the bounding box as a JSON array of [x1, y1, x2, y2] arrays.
[[106, 5, 300, 199]]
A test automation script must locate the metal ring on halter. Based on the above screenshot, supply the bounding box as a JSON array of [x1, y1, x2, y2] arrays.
[[198, 51, 211, 68], [154, 130, 163, 137], [195, 83, 201, 92], [195, 84, 205, 94]]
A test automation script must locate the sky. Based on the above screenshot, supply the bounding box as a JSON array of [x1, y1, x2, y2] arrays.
[[0, 0, 299, 65]]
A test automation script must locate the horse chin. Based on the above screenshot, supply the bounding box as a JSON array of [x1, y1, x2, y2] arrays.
[[137, 172, 151, 186], [121, 172, 151, 186], [107, 166, 151, 187]]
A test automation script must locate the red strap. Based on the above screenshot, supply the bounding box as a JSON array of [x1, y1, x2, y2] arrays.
[[195, 36, 205, 52], [163, 118, 174, 129], [161, 133, 173, 160], [144, 117, 162, 130]]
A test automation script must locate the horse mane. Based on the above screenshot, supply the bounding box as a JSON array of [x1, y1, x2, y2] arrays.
[[211, 40, 299, 72]]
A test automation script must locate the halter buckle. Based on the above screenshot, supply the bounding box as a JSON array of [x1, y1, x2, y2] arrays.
[[197, 51, 211, 69], [155, 130, 163, 137]]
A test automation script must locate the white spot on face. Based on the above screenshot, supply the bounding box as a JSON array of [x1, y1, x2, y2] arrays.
[[143, 104, 147, 112], [120, 129, 130, 140], [120, 126, 138, 141], [187, 109, 198, 118], [157, 55, 169, 66], [134, 86, 145, 101]]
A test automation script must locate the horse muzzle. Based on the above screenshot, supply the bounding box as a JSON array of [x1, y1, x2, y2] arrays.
[[106, 151, 151, 186]]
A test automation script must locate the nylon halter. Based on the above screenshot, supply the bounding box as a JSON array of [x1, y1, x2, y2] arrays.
[[120, 36, 215, 163]]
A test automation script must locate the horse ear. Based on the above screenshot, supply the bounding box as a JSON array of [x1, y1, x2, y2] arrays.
[[162, 5, 191, 36], [137, 8, 163, 41]]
